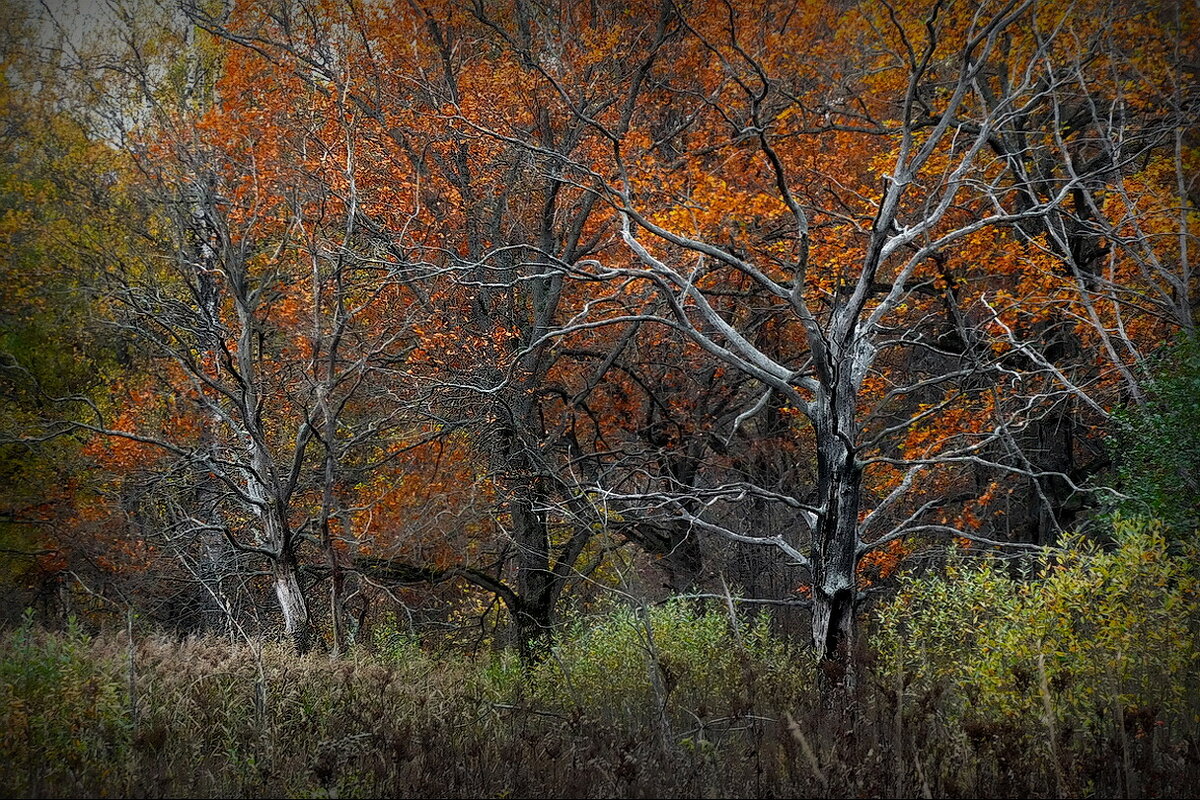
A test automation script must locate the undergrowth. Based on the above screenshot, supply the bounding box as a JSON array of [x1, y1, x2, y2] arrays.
[[2, 519, 1197, 798]]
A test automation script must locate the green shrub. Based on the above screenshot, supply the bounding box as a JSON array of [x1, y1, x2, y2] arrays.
[[0, 612, 130, 796], [1110, 334, 1200, 532], [874, 517, 1200, 737], [531, 600, 808, 730], [369, 612, 429, 666]]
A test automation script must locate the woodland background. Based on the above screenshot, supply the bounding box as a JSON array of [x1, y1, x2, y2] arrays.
[[1, 0, 1198, 796]]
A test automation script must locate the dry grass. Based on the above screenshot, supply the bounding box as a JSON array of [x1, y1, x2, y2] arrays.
[[1, 610, 1197, 798]]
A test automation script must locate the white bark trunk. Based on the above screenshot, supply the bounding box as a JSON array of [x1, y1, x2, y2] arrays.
[[273, 559, 311, 649]]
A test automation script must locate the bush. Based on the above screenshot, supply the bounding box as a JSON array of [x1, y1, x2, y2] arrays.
[[0, 612, 129, 796], [873, 517, 1200, 790], [0, 611, 817, 798], [531, 600, 808, 733], [1111, 334, 1200, 532], [2, 552, 1197, 798]]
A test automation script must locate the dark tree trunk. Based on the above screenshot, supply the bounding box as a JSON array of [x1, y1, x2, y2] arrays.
[[809, 375, 863, 682], [512, 595, 555, 663], [659, 522, 704, 594], [510, 493, 557, 660]]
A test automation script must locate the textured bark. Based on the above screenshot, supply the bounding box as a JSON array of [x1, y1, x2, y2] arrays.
[[272, 554, 313, 653], [510, 492, 557, 658], [809, 386, 862, 668]]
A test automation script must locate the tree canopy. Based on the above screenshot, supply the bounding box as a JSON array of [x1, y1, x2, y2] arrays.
[[1, 0, 1196, 678]]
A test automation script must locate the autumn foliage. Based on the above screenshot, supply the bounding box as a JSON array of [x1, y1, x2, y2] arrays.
[[0, 0, 1196, 672]]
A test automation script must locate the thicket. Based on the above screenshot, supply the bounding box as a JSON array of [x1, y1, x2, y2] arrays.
[[1111, 335, 1200, 533], [2, 518, 1197, 799]]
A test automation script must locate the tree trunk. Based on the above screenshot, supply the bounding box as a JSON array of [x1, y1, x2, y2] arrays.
[[809, 383, 862, 683], [660, 523, 704, 594], [511, 494, 556, 661], [512, 596, 554, 663], [272, 554, 313, 653], [660, 451, 705, 594]]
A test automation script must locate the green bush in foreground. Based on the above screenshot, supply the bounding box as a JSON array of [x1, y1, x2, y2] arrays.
[[530, 600, 809, 729], [874, 516, 1200, 792], [0, 614, 129, 795], [1110, 334, 1200, 532]]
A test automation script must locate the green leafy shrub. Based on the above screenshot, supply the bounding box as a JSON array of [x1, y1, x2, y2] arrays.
[[0, 613, 129, 795], [369, 612, 430, 666], [1111, 334, 1200, 532], [531, 600, 808, 730], [874, 516, 1200, 740]]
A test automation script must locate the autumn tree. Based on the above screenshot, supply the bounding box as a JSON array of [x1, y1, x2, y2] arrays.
[[7, 0, 449, 650], [458, 0, 1198, 672], [0, 1, 155, 621], [177, 0, 717, 654], [12, 0, 1193, 673]]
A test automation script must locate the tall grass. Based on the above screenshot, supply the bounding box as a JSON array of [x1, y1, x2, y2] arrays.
[[2, 520, 1198, 798]]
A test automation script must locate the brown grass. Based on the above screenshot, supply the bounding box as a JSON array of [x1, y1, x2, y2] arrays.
[[1, 620, 1197, 798]]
